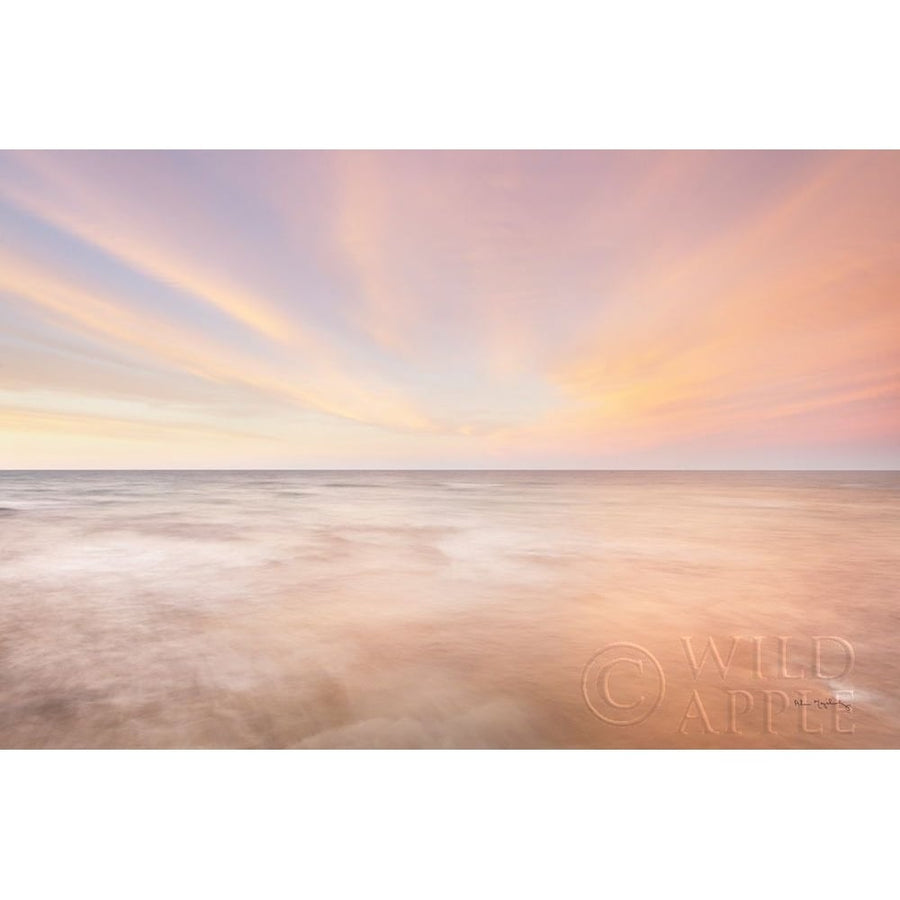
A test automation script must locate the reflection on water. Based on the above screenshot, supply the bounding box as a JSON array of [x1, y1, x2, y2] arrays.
[[1, 470, 898, 748]]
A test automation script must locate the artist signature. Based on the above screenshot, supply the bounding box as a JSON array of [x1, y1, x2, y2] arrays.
[[793, 697, 852, 712]]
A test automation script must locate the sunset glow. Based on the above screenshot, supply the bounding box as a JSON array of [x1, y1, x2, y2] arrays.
[[1, 150, 898, 468]]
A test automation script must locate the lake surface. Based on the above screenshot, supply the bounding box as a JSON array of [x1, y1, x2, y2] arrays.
[[1, 470, 898, 748]]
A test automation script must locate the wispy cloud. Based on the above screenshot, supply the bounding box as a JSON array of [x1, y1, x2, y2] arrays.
[[1, 150, 897, 467]]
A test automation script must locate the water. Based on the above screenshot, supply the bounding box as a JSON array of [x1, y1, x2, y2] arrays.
[[1, 470, 898, 748]]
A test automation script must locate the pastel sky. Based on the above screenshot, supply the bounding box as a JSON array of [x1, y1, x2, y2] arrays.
[[1, 150, 898, 469]]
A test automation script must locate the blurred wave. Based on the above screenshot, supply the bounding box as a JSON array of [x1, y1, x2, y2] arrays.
[[1, 470, 898, 747]]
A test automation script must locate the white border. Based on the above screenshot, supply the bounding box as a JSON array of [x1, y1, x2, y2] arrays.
[[2, 751, 894, 898], [2, 1, 899, 148]]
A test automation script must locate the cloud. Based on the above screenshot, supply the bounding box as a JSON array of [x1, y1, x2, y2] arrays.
[[1, 150, 897, 467], [538, 152, 900, 460]]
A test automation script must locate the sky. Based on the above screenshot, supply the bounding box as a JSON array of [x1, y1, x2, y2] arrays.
[[0, 149, 898, 469]]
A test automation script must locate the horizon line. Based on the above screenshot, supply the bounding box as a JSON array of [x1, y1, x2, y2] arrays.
[[1, 467, 897, 474]]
